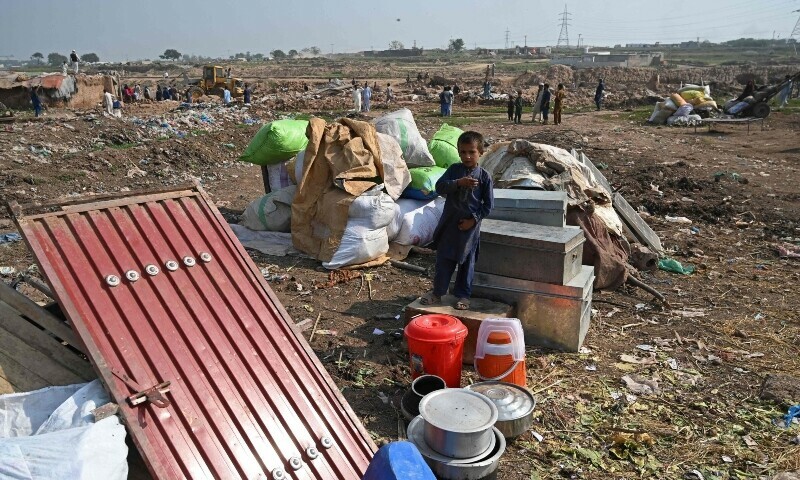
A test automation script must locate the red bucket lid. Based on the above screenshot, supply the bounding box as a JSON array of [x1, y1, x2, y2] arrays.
[[405, 314, 468, 343]]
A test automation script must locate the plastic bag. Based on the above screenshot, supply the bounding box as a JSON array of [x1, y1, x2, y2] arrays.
[[669, 93, 687, 108], [678, 84, 711, 96], [393, 197, 446, 246], [376, 132, 411, 201], [429, 123, 464, 169], [322, 222, 389, 269], [673, 104, 694, 117], [372, 109, 435, 167], [679, 90, 705, 102], [266, 162, 292, 191], [240, 185, 296, 232], [239, 120, 309, 166], [658, 257, 694, 275], [349, 185, 396, 230], [402, 166, 447, 200]]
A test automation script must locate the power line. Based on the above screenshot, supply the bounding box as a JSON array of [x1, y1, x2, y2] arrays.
[[557, 4, 572, 48], [791, 10, 800, 39], [504, 28, 510, 49]]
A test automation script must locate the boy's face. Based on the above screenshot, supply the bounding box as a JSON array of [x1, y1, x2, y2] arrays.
[[458, 141, 481, 168]]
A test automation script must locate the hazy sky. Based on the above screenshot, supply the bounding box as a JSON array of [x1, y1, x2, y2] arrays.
[[1, 0, 798, 61]]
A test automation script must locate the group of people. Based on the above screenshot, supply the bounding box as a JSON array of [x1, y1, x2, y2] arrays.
[[60, 50, 81, 76], [352, 82, 395, 112], [506, 83, 566, 125]]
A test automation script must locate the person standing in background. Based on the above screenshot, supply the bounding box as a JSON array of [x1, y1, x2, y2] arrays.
[[553, 84, 566, 125], [30, 87, 42, 117], [507, 94, 515, 121], [244, 83, 252, 105], [439, 86, 454, 117], [353, 85, 362, 112], [540, 83, 552, 125], [532, 83, 544, 123], [594, 79, 604, 111], [386, 83, 394, 103], [223, 86, 231, 105], [102, 88, 114, 115], [70, 50, 79, 74], [62, 61, 68, 76], [362, 82, 372, 112], [514, 90, 523, 124]]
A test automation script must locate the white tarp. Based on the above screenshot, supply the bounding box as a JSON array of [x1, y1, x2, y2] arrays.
[[0, 381, 128, 480]]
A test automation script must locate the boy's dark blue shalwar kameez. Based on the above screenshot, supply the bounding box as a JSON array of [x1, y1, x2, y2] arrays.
[[430, 163, 494, 299]]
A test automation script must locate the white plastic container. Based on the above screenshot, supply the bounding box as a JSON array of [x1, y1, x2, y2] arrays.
[[474, 318, 527, 387]]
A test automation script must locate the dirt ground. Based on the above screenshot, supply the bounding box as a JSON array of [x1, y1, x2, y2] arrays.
[[1, 61, 799, 479]]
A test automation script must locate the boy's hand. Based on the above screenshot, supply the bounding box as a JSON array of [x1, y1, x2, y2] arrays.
[[456, 177, 479, 188], [458, 217, 476, 231]]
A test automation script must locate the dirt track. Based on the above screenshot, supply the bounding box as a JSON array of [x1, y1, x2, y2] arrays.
[[1, 67, 798, 479]]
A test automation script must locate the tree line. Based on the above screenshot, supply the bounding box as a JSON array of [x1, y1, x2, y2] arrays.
[[31, 52, 100, 65]]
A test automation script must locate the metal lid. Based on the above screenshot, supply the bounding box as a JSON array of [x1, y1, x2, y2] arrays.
[[418, 389, 498, 433], [465, 382, 535, 422], [407, 416, 498, 464]]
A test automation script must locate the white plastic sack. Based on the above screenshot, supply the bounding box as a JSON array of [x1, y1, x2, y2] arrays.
[[393, 197, 445, 246], [376, 132, 412, 201], [0, 381, 128, 480], [266, 162, 293, 191], [372, 108, 435, 168], [386, 202, 402, 241], [240, 185, 297, 232], [349, 185, 396, 230], [322, 221, 389, 269], [291, 150, 306, 185]]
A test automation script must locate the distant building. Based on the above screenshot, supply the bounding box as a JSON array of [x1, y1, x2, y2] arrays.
[[363, 48, 423, 58], [551, 51, 663, 68]]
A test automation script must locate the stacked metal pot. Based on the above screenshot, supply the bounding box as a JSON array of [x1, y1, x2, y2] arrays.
[[408, 389, 504, 480]]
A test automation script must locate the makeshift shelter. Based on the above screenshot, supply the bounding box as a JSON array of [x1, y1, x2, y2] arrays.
[[0, 73, 115, 110]]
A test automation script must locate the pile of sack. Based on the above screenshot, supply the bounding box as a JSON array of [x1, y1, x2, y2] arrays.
[[648, 84, 719, 126], [237, 109, 460, 269]]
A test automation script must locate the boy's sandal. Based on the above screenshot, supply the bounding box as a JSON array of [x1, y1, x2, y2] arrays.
[[454, 298, 470, 310], [419, 292, 441, 306]]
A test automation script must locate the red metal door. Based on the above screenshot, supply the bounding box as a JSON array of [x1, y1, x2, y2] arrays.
[[12, 186, 375, 479]]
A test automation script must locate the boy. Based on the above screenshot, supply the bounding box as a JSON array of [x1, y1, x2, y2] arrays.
[[540, 83, 552, 125], [514, 90, 523, 124], [420, 131, 494, 310]]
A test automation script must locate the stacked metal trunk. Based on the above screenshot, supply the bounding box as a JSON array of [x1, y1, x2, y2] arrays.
[[473, 189, 594, 352]]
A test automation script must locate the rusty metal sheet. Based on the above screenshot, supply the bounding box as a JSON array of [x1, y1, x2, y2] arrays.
[[12, 185, 376, 480]]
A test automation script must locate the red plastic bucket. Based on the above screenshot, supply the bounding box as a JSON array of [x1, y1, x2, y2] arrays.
[[404, 314, 468, 388]]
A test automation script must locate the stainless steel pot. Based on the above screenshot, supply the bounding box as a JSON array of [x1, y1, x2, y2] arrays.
[[408, 416, 506, 480], [465, 382, 536, 440], [418, 389, 498, 459]]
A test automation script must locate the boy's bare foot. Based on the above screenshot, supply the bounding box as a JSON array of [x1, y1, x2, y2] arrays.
[[419, 292, 441, 306], [455, 298, 470, 310]]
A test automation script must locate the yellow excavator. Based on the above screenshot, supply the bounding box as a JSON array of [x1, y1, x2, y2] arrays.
[[188, 66, 244, 101]]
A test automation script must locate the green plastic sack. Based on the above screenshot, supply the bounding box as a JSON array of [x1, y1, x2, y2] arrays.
[[658, 257, 695, 275], [239, 120, 309, 166], [403, 166, 447, 200], [429, 124, 464, 169]]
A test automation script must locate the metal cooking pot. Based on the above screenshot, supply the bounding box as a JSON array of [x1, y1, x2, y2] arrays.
[[408, 416, 506, 480], [465, 381, 536, 440], [418, 389, 498, 459]]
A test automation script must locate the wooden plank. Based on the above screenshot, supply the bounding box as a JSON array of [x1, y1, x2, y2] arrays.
[[612, 192, 664, 254], [0, 303, 94, 379], [0, 349, 51, 393], [0, 323, 87, 386], [0, 282, 84, 353]]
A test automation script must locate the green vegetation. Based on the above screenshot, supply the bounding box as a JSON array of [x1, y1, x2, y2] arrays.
[[108, 142, 137, 150]]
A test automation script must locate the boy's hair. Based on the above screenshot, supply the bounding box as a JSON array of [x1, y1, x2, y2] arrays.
[[457, 131, 485, 154], [557, 83, 564, 89]]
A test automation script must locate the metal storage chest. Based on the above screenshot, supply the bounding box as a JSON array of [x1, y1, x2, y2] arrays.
[[469, 266, 594, 352], [488, 189, 567, 227], [475, 219, 585, 284]]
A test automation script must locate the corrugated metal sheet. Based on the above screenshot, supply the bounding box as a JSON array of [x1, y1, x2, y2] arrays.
[[12, 185, 376, 480]]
